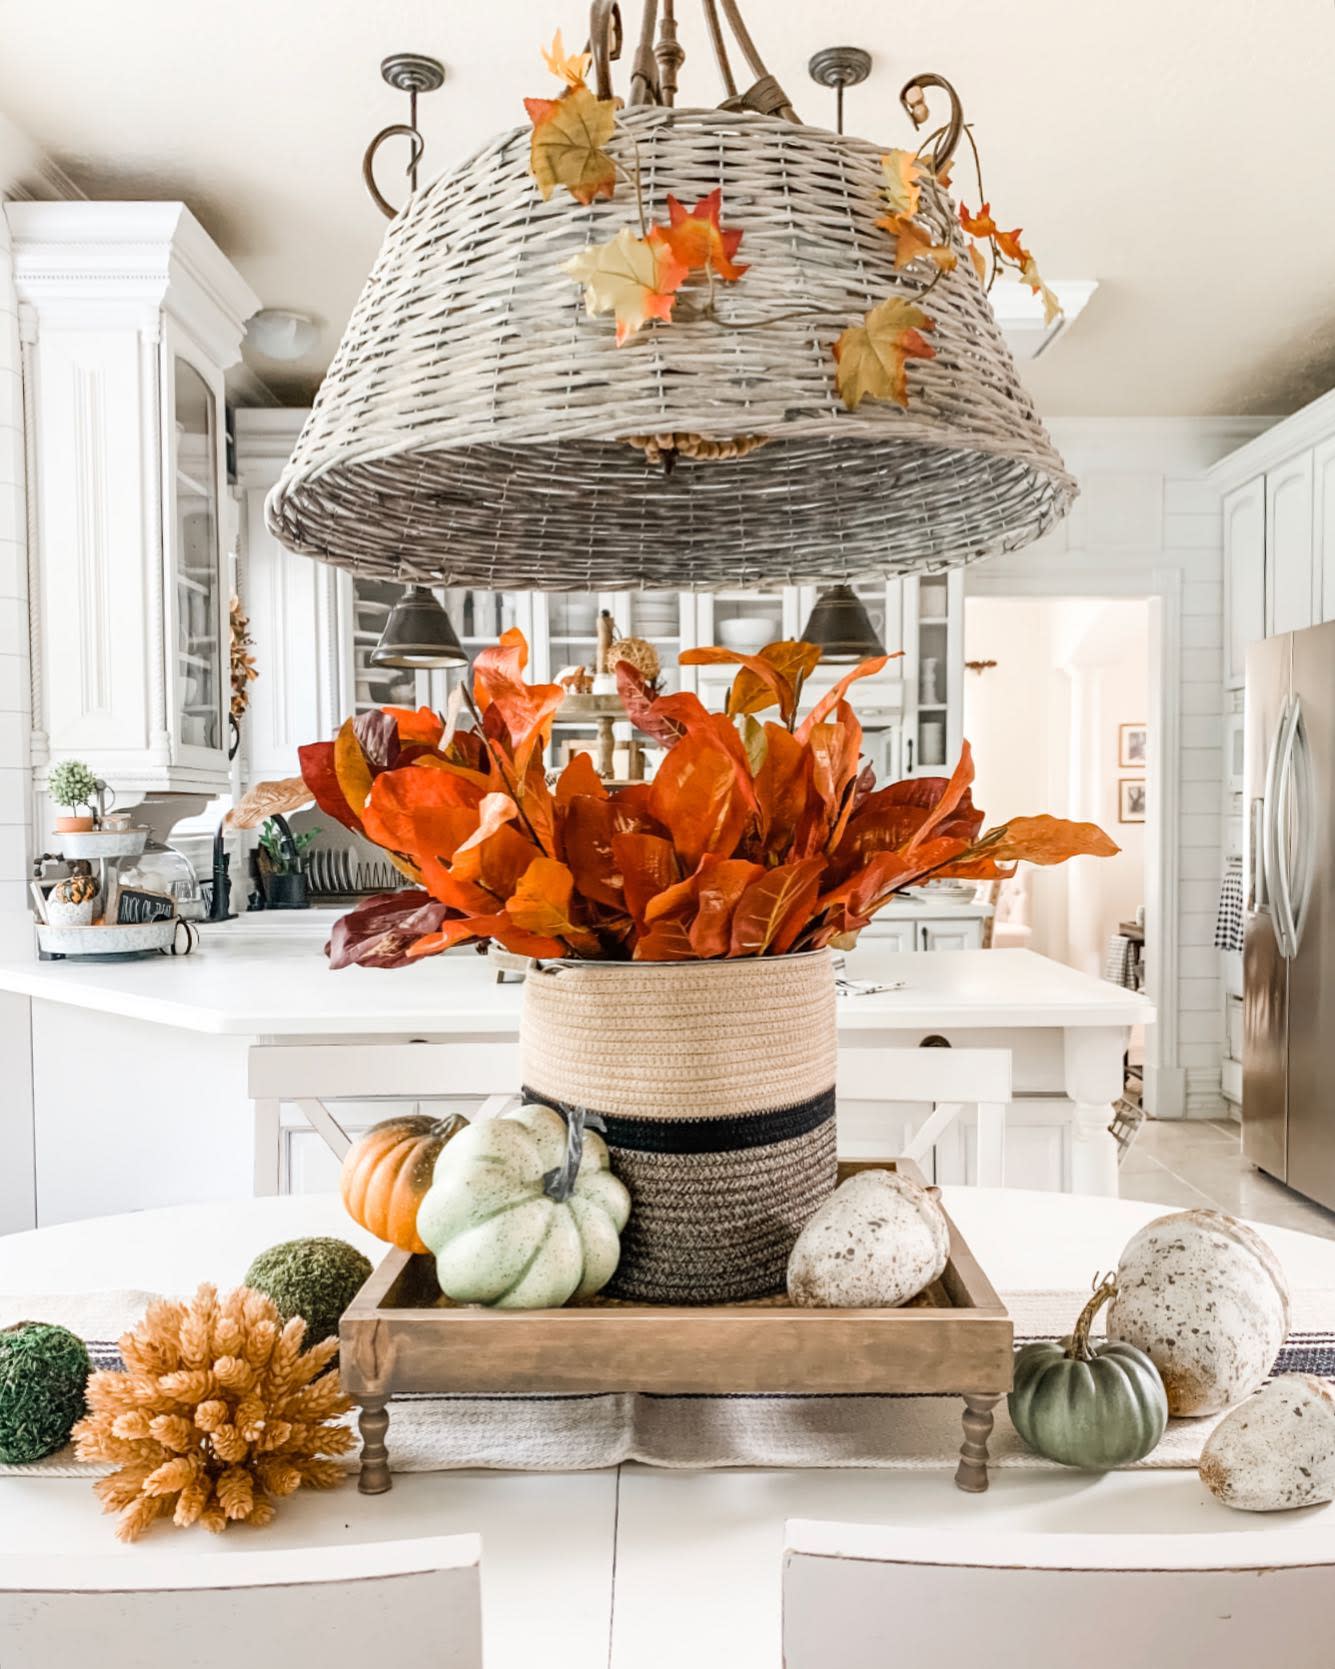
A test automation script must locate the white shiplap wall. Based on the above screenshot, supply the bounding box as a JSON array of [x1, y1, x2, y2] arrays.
[[965, 418, 1272, 1119]]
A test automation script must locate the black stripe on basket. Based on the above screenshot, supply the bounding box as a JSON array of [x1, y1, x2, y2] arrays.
[[521, 1085, 836, 1155]]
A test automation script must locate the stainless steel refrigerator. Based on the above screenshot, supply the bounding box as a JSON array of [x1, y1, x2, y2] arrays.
[[1243, 618, 1335, 1208]]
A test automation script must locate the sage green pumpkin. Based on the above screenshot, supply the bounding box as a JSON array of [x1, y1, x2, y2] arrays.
[[1009, 1277, 1168, 1469], [416, 1102, 631, 1309]]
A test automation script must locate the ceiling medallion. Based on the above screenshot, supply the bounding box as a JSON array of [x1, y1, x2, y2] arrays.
[[267, 1, 1075, 592]]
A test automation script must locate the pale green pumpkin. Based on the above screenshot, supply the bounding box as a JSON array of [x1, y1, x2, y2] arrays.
[[416, 1102, 631, 1309], [1009, 1276, 1168, 1470]]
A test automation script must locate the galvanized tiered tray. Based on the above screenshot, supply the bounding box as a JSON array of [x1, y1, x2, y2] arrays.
[[340, 1159, 1013, 1495]]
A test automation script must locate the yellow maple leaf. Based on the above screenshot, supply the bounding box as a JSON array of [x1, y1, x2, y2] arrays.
[[1021, 255, 1062, 324], [880, 149, 923, 223], [968, 243, 988, 283], [562, 227, 688, 345], [524, 84, 617, 204], [541, 30, 592, 89], [833, 297, 936, 411]]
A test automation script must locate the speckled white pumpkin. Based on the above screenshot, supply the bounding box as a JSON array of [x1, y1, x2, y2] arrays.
[[1106, 1210, 1290, 1417], [787, 1169, 950, 1308], [416, 1103, 631, 1309], [1199, 1374, 1335, 1511]]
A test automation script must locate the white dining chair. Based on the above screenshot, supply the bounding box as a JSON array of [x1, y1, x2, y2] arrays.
[[247, 1039, 521, 1194], [837, 1045, 1012, 1185], [0, 1534, 482, 1669], [782, 1519, 1335, 1668]]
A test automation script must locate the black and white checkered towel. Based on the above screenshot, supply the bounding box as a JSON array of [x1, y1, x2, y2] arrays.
[[1215, 857, 1245, 952]]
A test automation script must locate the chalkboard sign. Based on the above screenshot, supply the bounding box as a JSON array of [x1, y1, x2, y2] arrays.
[[117, 888, 175, 925]]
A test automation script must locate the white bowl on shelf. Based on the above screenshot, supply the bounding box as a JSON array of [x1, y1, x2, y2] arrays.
[[718, 615, 775, 652]]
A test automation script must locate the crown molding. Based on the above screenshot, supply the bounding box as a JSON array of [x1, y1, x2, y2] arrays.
[[1207, 387, 1335, 488]]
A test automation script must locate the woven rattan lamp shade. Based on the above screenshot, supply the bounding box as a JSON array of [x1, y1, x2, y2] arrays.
[[267, 106, 1075, 591]]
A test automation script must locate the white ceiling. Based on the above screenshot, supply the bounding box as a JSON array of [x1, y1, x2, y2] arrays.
[[2, 0, 1332, 414]]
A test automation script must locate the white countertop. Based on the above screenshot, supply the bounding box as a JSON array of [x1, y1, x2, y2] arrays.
[[0, 940, 1153, 1038]]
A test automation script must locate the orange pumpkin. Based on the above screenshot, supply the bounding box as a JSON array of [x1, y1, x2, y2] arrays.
[[340, 1114, 469, 1253]]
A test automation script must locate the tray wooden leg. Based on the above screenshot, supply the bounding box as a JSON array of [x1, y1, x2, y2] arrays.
[[954, 1393, 1001, 1494], [357, 1396, 392, 1495]]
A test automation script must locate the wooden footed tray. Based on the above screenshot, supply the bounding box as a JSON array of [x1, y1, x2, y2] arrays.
[[340, 1159, 1013, 1496]]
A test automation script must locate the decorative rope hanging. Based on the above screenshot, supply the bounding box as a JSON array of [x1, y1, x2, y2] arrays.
[[266, 5, 1075, 592]]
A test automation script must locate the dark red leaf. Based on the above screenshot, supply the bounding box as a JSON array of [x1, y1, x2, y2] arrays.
[[326, 890, 450, 969]]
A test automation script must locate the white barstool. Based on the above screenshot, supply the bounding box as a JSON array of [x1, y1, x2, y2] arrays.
[[838, 1045, 1012, 1185]]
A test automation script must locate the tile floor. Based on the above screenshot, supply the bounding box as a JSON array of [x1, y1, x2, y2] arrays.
[[1122, 1115, 1335, 1239]]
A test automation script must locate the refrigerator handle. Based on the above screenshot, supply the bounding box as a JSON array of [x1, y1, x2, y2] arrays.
[[1288, 701, 1318, 955], [1259, 694, 1290, 951], [1272, 695, 1303, 961]]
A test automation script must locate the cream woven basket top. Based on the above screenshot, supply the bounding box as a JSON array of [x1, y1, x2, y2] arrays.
[[266, 105, 1075, 591]]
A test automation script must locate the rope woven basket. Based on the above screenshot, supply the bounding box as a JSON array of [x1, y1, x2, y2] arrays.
[[520, 950, 838, 1303], [267, 106, 1075, 591]]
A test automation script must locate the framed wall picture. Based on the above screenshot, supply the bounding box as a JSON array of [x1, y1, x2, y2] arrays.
[[1119, 723, 1148, 768], [1119, 778, 1147, 823]]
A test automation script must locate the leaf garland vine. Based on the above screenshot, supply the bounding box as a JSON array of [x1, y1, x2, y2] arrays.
[[524, 31, 1060, 411]]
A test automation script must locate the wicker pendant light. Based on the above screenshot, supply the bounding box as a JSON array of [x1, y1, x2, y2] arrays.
[[267, 3, 1074, 593]]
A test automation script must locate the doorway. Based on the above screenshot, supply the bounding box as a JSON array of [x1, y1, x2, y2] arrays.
[[964, 594, 1157, 1104]]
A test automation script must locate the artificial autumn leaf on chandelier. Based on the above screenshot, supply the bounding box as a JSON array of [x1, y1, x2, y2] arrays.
[[300, 629, 1117, 967], [876, 149, 956, 274], [563, 227, 688, 344], [541, 29, 592, 89], [959, 202, 1062, 324], [833, 297, 936, 411], [525, 83, 618, 205], [656, 189, 749, 281]]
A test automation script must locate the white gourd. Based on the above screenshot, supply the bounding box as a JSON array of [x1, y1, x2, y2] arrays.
[[1199, 1375, 1335, 1511], [1107, 1209, 1290, 1416], [787, 1169, 950, 1308], [416, 1103, 631, 1309]]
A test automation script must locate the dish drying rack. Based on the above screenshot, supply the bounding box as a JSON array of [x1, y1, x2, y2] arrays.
[[304, 846, 402, 901]]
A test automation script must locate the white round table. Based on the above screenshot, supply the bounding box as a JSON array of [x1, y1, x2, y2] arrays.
[[3, 1188, 1334, 1669]]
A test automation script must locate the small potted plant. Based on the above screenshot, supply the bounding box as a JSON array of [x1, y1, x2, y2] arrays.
[[48, 760, 100, 834], [257, 817, 319, 909]]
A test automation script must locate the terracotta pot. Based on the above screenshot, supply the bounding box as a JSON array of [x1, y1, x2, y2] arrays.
[[53, 815, 94, 834]]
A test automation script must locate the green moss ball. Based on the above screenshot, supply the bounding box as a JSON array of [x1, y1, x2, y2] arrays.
[[0, 1321, 90, 1463], [243, 1236, 373, 1347]]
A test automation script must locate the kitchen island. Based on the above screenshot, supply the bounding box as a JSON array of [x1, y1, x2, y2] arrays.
[[0, 936, 1150, 1228]]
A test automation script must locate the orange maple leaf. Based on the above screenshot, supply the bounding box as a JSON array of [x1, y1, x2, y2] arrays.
[[833, 297, 936, 411], [959, 202, 1001, 240], [656, 189, 748, 281], [524, 84, 617, 205], [563, 227, 688, 345]]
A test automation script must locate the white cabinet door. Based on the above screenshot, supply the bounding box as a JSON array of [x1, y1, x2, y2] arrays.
[[860, 920, 917, 953], [918, 918, 984, 951], [1223, 478, 1265, 687], [1265, 451, 1316, 636], [1316, 436, 1335, 625]]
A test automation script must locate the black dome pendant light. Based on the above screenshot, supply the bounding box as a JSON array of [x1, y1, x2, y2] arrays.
[[369, 585, 468, 669]]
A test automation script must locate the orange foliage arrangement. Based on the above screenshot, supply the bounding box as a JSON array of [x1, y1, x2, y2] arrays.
[[302, 633, 1116, 970]]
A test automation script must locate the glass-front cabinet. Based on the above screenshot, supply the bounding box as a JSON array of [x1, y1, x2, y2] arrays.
[[11, 201, 258, 812], [168, 353, 227, 764]]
